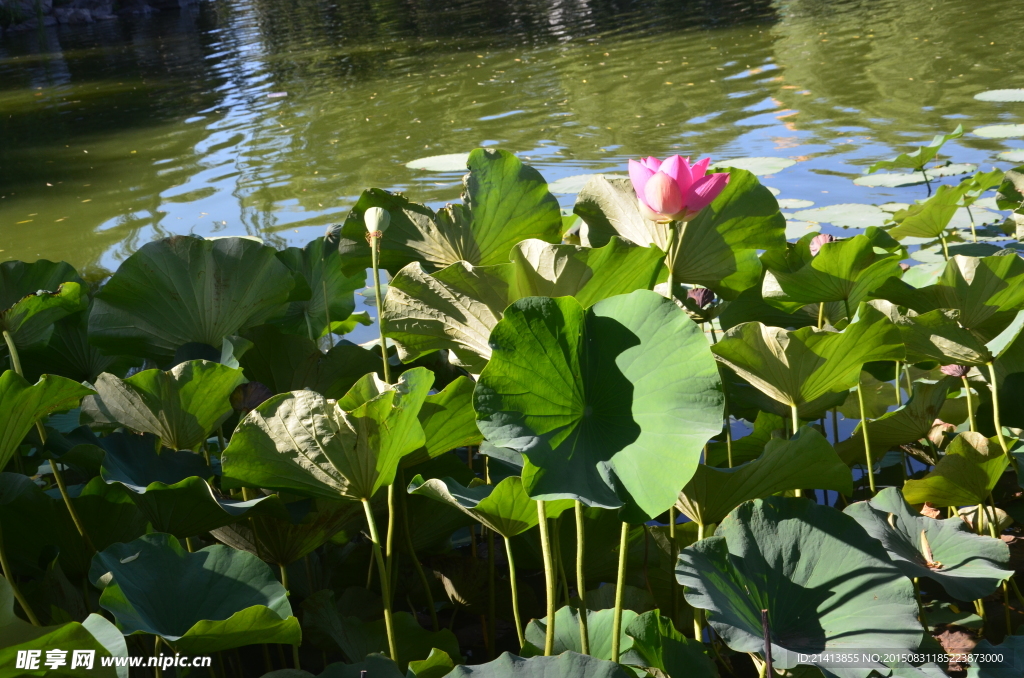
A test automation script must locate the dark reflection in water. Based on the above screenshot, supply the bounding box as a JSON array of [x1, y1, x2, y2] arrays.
[[0, 0, 1017, 271]]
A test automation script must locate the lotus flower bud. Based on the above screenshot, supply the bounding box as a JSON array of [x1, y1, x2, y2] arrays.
[[364, 207, 391, 236], [940, 364, 970, 378], [809, 233, 837, 257], [927, 419, 956, 448], [231, 381, 274, 414], [899, 262, 911, 272], [687, 287, 715, 309]]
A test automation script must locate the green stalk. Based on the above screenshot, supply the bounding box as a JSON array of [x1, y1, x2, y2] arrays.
[[723, 386, 734, 468], [966, 205, 978, 243], [398, 469, 438, 632], [279, 565, 301, 670], [913, 577, 927, 630], [669, 506, 678, 626], [322, 279, 334, 348], [611, 522, 629, 663], [939, 234, 950, 261], [663, 222, 677, 301], [789, 403, 799, 437], [895, 361, 902, 407], [503, 536, 526, 650], [362, 499, 398, 663], [574, 501, 590, 655], [963, 376, 977, 433], [831, 408, 839, 445], [857, 377, 876, 494], [987, 362, 1011, 460], [369, 236, 391, 384], [920, 167, 933, 197], [386, 484, 395, 580], [843, 298, 851, 323], [303, 312, 316, 343], [537, 500, 556, 656], [0, 521, 40, 625], [817, 302, 824, 330], [905, 364, 913, 396]]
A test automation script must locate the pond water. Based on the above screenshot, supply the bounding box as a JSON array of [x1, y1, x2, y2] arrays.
[[0, 0, 1019, 273]]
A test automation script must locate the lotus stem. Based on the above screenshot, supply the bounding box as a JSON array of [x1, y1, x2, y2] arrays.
[[369, 235, 391, 384], [611, 521, 629, 663], [278, 565, 301, 669], [574, 501, 590, 655], [761, 609, 774, 676], [789, 404, 799, 438], [920, 167, 932, 197], [966, 205, 978, 243], [831, 408, 839, 445], [905, 365, 913, 396], [857, 376, 876, 494], [399, 469, 438, 632], [895, 361, 902, 407], [0, 522, 40, 625], [913, 578, 927, 629], [2, 330, 22, 375], [962, 376, 977, 432], [724, 387, 734, 468], [986, 362, 1011, 460], [386, 484, 396, 581], [817, 302, 824, 330], [694, 608, 703, 644], [1004, 581, 1012, 633], [663, 222, 678, 301], [503, 536, 526, 650], [537, 500, 556, 656], [669, 506, 678, 626], [322, 279, 334, 348], [843, 298, 851, 323], [361, 498, 398, 663], [939, 234, 950, 261], [304, 311, 316, 343]]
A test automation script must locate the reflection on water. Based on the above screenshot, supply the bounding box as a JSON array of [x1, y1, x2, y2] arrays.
[[0, 0, 1017, 271]]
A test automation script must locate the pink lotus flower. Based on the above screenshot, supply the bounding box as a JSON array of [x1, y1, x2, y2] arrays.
[[628, 155, 730, 222]]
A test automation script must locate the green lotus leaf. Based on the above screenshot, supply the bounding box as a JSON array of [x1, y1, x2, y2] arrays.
[[959, 169, 1005, 208], [89, 533, 300, 654], [719, 284, 820, 331], [407, 648, 456, 678], [0, 576, 128, 678], [89, 236, 299, 362], [836, 379, 953, 466], [887, 185, 967, 241], [475, 291, 723, 521], [710, 303, 903, 416], [710, 156, 796, 176], [273, 236, 364, 339], [677, 426, 852, 526], [382, 237, 665, 372], [791, 203, 889, 229], [447, 652, 633, 678], [81, 360, 246, 451], [855, 164, 977, 188], [336, 149, 561, 276], [575, 170, 785, 300], [761, 227, 904, 311], [867, 126, 964, 173], [874, 255, 1024, 342], [98, 431, 288, 538], [0, 471, 67, 576], [967, 635, 1024, 678], [894, 309, 993, 366], [676, 497, 922, 676], [973, 124, 1024, 139], [997, 150, 1024, 163], [407, 475, 572, 538], [239, 325, 381, 399], [0, 370, 93, 472], [837, 370, 897, 420], [222, 368, 433, 501], [402, 376, 482, 468], [706, 411, 785, 467], [995, 165, 1024, 211], [844, 487, 1012, 600], [903, 432, 1008, 506], [523, 605, 636, 660], [0, 259, 85, 354], [620, 609, 718, 678]]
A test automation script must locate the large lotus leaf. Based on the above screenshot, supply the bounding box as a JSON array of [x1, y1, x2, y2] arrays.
[[0, 576, 128, 677], [719, 283, 820, 331], [20, 304, 141, 383], [886, 185, 967, 241], [620, 610, 718, 678], [903, 432, 1008, 506], [336, 149, 561, 276], [867, 126, 964, 173], [896, 309, 993, 366], [575, 170, 785, 300], [676, 497, 922, 676], [677, 426, 852, 526], [222, 368, 433, 501], [474, 291, 723, 522], [524, 605, 636, 660], [273, 236, 364, 339], [844, 488, 1012, 600], [762, 227, 904, 311], [81, 360, 246, 451], [0, 259, 85, 351], [383, 237, 665, 372], [710, 303, 903, 414], [836, 379, 952, 466], [402, 376, 482, 468], [239, 325, 381, 399], [995, 165, 1024, 211], [966, 636, 1024, 678], [90, 534, 299, 653], [959, 169, 1005, 208], [873, 255, 1024, 342], [89, 236, 298, 362], [0, 370, 93, 472], [447, 652, 633, 678], [407, 475, 572, 538]]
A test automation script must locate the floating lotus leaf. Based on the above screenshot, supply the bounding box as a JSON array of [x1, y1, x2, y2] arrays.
[[575, 170, 785, 300], [339, 149, 561, 276], [405, 153, 471, 171], [89, 533, 300, 653], [903, 432, 1008, 507], [402, 376, 482, 468], [676, 497, 922, 676], [888, 185, 966, 240], [710, 303, 903, 417], [524, 605, 636, 660], [710, 156, 796, 176], [620, 610, 717, 678], [854, 164, 977, 188], [222, 368, 433, 501], [447, 652, 633, 678], [784, 220, 817, 241], [273, 236, 365, 339], [475, 291, 723, 522], [0, 576, 128, 678], [777, 198, 814, 209], [973, 124, 1024, 139], [408, 475, 572, 538], [0, 370, 93, 472], [997, 150, 1024, 163], [677, 426, 852, 526], [867, 127, 964, 174], [791, 203, 889, 229], [844, 488, 1012, 600], [548, 174, 624, 194], [383, 237, 664, 372], [239, 325, 381, 399], [81, 360, 246, 451], [89, 236, 299, 362], [949, 208, 1003, 231], [975, 89, 1024, 102]]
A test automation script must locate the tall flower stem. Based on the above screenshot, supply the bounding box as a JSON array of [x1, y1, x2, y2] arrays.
[[817, 302, 824, 330], [611, 522, 629, 663], [663, 222, 678, 300], [894, 361, 902, 407], [857, 376, 876, 494], [362, 498, 398, 662], [574, 501, 590, 655], [537, 500, 556, 656], [669, 506, 678, 625], [369, 235, 391, 385], [966, 205, 978, 243], [986, 362, 1011, 460], [278, 565, 301, 670], [963, 377, 977, 433], [503, 536, 526, 650]]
